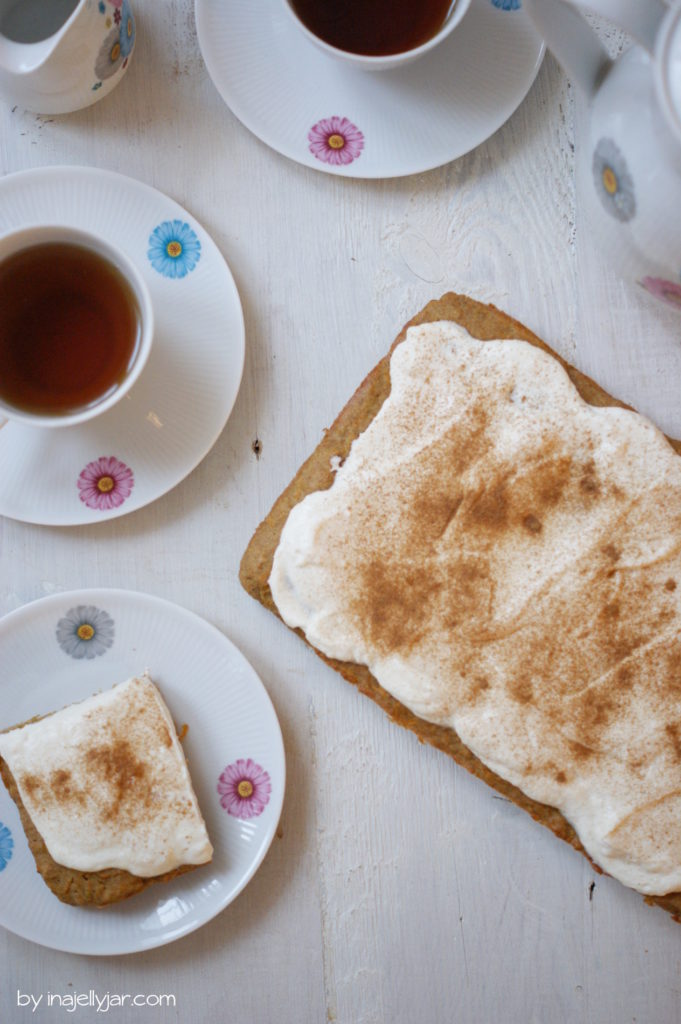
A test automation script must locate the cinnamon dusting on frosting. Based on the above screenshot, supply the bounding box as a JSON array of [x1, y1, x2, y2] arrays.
[[270, 322, 681, 895], [86, 739, 149, 822], [0, 674, 212, 876]]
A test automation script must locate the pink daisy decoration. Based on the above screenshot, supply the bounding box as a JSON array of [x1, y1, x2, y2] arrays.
[[77, 456, 134, 511], [640, 276, 681, 310], [217, 758, 271, 819], [308, 116, 364, 166]]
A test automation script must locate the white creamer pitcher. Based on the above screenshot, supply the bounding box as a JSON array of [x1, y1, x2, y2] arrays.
[[524, 0, 681, 311], [0, 0, 136, 115]]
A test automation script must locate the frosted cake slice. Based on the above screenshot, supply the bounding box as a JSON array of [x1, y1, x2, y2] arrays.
[[0, 672, 213, 906]]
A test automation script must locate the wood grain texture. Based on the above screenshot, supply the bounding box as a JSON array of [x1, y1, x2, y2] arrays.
[[1, 3, 681, 1023]]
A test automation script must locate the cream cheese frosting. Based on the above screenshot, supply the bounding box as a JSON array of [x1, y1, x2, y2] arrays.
[[270, 321, 681, 896], [0, 673, 213, 876]]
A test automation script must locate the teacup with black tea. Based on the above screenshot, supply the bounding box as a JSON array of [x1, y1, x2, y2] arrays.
[[289, 0, 453, 57], [0, 226, 153, 428], [283, 0, 470, 70]]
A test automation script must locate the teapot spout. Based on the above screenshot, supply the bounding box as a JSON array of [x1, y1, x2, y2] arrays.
[[562, 0, 668, 55], [523, 0, 611, 98]]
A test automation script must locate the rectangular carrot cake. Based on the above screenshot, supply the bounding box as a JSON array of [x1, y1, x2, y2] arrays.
[[240, 293, 681, 921]]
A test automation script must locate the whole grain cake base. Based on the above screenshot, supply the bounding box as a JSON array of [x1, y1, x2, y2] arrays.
[[239, 293, 681, 922]]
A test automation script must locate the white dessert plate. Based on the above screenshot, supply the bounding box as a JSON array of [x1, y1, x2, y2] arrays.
[[0, 589, 285, 955], [195, 0, 544, 178], [0, 166, 245, 526]]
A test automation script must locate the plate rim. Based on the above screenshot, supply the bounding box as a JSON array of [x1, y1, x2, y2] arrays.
[[0, 587, 286, 956], [195, 0, 546, 180], [0, 165, 246, 528]]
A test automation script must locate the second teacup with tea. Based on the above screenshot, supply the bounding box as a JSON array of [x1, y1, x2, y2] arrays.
[[0, 225, 153, 429], [283, 0, 471, 71]]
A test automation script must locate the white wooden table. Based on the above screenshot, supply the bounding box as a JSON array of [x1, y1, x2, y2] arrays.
[[1, 3, 681, 1022]]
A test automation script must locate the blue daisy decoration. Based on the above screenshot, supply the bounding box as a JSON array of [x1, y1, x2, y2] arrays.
[[491, 0, 521, 9], [147, 220, 202, 279], [119, 0, 135, 59], [0, 823, 13, 871], [56, 605, 115, 660]]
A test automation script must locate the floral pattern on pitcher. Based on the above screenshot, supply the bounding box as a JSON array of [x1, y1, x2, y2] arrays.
[[308, 117, 364, 167], [491, 0, 522, 10], [119, 0, 135, 58], [92, 0, 135, 92]]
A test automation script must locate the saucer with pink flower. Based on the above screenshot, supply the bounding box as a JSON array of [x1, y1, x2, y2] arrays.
[[0, 165, 245, 526], [196, 0, 545, 178]]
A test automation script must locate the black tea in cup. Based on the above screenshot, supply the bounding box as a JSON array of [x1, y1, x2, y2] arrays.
[[289, 0, 454, 56], [0, 242, 142, 417]]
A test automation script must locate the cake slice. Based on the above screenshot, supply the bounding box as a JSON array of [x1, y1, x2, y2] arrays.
[[240, 292, 681, 921], [0, 672, 213, 906]]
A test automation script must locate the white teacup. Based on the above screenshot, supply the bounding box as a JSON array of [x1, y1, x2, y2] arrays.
[[282, 0, 472, 71], [0, 225, 153, 429]]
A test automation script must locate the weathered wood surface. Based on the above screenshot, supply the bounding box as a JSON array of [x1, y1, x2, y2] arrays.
[[1, 4, 680, 1023]]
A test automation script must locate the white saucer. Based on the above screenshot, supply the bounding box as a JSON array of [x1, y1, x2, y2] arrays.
[[0, 589, 285, 955], [0, 167, 245, 526], [195, 0, 545, 178]]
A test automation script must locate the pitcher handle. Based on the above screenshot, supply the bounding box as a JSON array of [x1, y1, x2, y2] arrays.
[[572, 0, 669, 54], [524, 0, 612, 98]]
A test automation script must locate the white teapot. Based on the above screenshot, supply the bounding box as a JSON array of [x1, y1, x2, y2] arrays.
[[524, 0, 681, 310], [0, 0, 136, 115]]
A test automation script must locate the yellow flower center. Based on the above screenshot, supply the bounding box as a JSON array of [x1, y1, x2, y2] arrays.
[[237, 780, 254, 799], [77, 624, 95, 641], [166, 241, 182, 258], [110, 41, 121, 62], [97, 475, 115, 493], [602, 167, 618, 195], [328, 134, 345, 150], [127, 17, 133, 38]]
